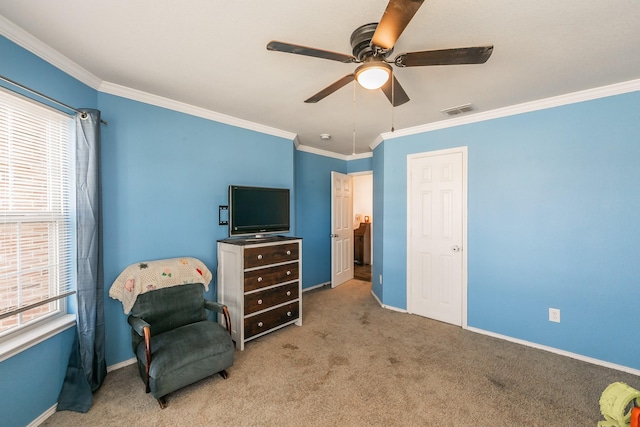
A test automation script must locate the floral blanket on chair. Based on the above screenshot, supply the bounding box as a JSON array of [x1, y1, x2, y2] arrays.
[[109, 257, 212, 314]]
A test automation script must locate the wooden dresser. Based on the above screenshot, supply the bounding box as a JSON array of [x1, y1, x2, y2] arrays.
[[217, 236, 302, 350], [354, 222, 371, 265]]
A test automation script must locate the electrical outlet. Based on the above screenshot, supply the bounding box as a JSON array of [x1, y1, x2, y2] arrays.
[[379, 274, 383, 285], [549, 308, 561, 323]]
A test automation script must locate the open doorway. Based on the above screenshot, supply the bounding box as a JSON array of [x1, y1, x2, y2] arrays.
[[352, 172, 372, 282]]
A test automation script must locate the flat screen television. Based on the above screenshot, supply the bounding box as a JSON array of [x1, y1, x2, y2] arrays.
[[228, 185, 290, 237]]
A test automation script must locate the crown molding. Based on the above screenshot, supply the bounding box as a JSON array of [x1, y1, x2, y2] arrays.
[[295, 144, 373, 161], [369, 134, 385, 152], [372, 78, 640, 148], [1, 16, 297, 141], [0, 15, 102, 89], [6, 15, 637, 155], [296, 144, 348, 160], [99, 81, 297, 141]]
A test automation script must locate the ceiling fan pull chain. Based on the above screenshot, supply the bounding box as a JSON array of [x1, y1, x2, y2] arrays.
[[352, 80, 357, 155], [391, 69, 395, 132]]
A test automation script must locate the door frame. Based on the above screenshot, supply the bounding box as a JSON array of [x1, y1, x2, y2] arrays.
[[350, 170, 374, 267], [406, 146, 469, 328], [330, 171, 354, 288]]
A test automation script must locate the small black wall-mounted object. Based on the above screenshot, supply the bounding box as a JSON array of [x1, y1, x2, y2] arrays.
[[219, 206, 229, 226]]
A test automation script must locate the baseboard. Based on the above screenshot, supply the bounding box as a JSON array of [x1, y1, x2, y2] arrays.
[[107, 357, 136, 372], [302, 282, 330, 292], [370, 294, 640, 376], [31, 358, 136, 426], [466, 326, 640, 376], [370, 290, 407, 313], [28, 403, 56, 427]]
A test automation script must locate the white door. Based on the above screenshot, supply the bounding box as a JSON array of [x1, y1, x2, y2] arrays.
[[331, 171, 354, 288], [407, 147, 467, 326]]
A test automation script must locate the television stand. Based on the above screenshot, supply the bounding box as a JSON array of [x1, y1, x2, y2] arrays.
[[217, 236, 302, 350]]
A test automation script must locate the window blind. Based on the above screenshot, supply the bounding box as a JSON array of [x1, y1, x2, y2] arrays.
[[0, 88, 75, 332]]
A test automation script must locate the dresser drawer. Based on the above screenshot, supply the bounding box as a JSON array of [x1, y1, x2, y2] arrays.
[[244, 282, 299, 315], [244, 262, 299, 292], [244, 243, 299, 269], [244, 302, 299, 339]]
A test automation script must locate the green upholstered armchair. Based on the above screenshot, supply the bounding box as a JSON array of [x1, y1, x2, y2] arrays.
[[127, 283, 234, 408]]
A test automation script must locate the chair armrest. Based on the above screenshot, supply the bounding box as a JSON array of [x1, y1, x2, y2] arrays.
[[128, 316, 150, 337], [204, 300, 232, 336], [204, 300, 226, 314]]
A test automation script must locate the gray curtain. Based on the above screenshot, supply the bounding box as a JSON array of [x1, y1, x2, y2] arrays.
[[58, 109, 107, 412]]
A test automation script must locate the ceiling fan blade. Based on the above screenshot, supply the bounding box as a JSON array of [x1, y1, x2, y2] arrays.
[[380, 75, 410, 107], [267, 41, 356, 63], [396, 45, 494, 67], [371, 0, 425, 50], [305, 74, 356, 103]]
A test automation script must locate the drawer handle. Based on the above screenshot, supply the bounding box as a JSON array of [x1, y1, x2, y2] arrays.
[[257, 254, 263, 260], [286, 250, 291, 255], [286, 270, 291, 276], [286, 290, 291, 296], [257, 277, 263, 282], [258, 321, 264, 327], [257, 299, 263, 305], [287, 311, 292, 317]]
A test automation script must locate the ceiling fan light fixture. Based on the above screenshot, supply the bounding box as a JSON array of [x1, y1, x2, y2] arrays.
[[355, 62, 391, 90]]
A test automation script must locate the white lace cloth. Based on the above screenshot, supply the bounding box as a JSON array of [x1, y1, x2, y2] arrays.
[[109, 257, 212, 314]]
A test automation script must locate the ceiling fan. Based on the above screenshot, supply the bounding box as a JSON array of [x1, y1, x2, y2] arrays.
[[267, 0, 493, 106]]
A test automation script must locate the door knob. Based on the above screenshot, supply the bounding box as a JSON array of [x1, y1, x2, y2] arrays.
[[330, 234, 339, 238], [451, 245, 461, 253]]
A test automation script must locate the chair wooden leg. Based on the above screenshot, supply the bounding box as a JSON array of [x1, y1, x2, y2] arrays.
[[143, 326, 152, 394], [157, 396, 167, 409], [219, 370, 229, 379], [223, 306, 232, 335]]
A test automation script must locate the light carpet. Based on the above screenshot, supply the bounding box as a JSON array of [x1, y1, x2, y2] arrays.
[[43, 279, 639, 426]]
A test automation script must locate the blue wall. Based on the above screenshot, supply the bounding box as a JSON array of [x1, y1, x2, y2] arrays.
[[1, 35, 297, 426], [294, 150, 346, 287], [293, 151, 374, 288], [0, 37, 97, 112], [0, 328, 76, 427], [0, 35, 97, 427], [3, 29, 640, 426], [347, 156, 372, 173], [376, 92, 640, 369], [98, 93, 296, 366]]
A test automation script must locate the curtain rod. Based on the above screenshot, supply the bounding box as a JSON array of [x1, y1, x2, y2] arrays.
[[0, 74, 108, 125]]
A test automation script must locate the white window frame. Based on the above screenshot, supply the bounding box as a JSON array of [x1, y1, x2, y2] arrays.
[[0, 87, 76, 362]]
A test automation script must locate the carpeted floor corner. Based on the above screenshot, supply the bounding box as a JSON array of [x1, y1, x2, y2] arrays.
[[42, 279, 639, 426]]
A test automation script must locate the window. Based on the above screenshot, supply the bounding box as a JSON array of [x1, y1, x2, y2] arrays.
[[0, 88, 75, 340]]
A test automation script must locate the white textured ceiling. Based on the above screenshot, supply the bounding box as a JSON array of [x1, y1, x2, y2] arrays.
[[1, 0, 639, 156]]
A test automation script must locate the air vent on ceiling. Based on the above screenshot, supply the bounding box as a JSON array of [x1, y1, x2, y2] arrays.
[[441, 103, 474, 116]]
